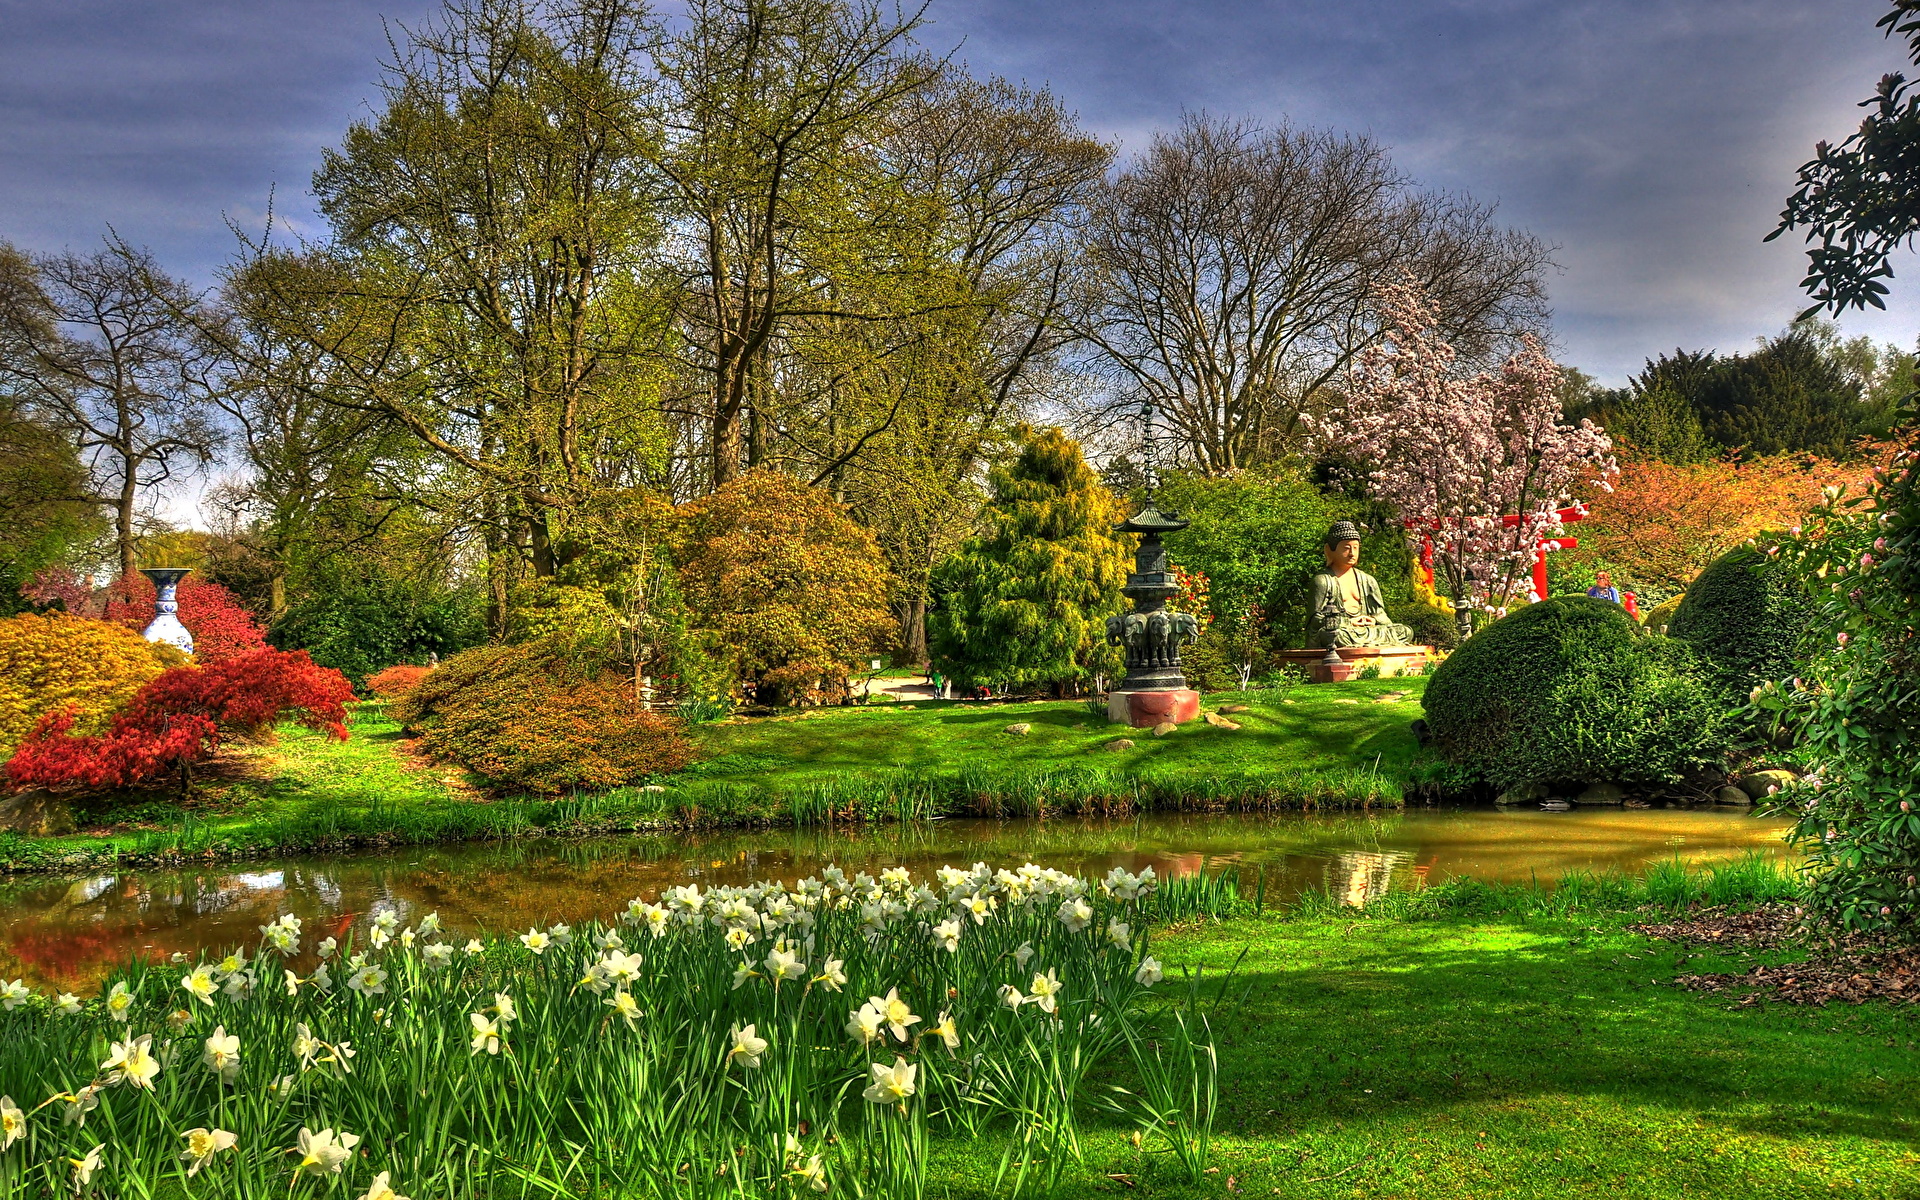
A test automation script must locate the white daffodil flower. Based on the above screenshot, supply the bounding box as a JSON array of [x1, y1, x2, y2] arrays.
[[293, 1127, 360, 1176], [166, 1008, 193, 1033], [932, 919, 962, 953], [1057, 897, 1093, 933], [490, 993, 517, 1024], [105, 981, 133, 1022], [815, 958, 848, 992], [1013, 941, 1036, 969], [416, 912, 441, 936], [931, 1010, 959, 1052], [728, 1023, 767, 1069], [53, 992, 81, 1016], [101, 1034, 161, 1089], [359, 1169, 413, 1200], [60, 1085, 101, 1127], [0, 1095, 24, 1152], [316, 937, 338, 960], [469, 1012, 504, 1056], [604, 989, 641, 1027], [346, 965, 387, 996], [731, 961, 760, 991], [69, 1144, 103, 1188], [1027, 968, 1063, 1014], [519, 929, 550, 955], [1135, 956, 1164, 987], [846, 1002, 884, 1046], [293, 1023, 321, 1069], [862, 1056, 917, 1104], [180, 967, 218, 1007], [0, 979, 30, 1010], [464, 939, 485, 956], [870, 988, 920, 1042], [764, 944, 805, 982], [202, 1025, 242, 1084], [179, 1127, 237, 1176], [423, 943, 454, 969], [548, 923, 573, 946], [600, 950, 643, 985]]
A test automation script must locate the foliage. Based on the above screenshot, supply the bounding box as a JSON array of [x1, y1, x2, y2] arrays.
[[1568, 453, 1866, 602], [1771, 0, 1920, 315], [674, 472, 895, 706], [269, 572, 485, 692], [929, 426, 1128, 693], [1754, 421, 1920, 935], [1668, 546, 1814, 702], [0, 348, 102, 611], [0, 613, 176, 755], [363, 665, 432, 701], [394, 641, 698, 793], [100, 572, 269, 664], [5, 649, 353, 791], [0, 864, 1198, 1199], [1387, 600, 1460, 651], [1422, 596, 1728, 791], [1639, 591, 1685, 632], [1316, 283, 1616, 637], [1154, 465, 1334, 648]]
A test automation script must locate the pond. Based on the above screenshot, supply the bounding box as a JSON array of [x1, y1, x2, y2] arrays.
[[0, 805, 1791, 989]]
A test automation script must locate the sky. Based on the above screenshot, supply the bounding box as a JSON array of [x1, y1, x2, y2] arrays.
[[2, 0, 1915, 382]]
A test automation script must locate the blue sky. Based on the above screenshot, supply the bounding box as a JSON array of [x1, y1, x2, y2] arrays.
[[2, 0, 1915, 384]]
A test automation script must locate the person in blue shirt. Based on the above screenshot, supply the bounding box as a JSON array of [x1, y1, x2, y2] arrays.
[[1586, 570, 1621, 604]]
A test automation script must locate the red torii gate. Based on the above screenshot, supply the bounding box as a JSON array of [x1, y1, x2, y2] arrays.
[[1410, 503, 1636, 618]]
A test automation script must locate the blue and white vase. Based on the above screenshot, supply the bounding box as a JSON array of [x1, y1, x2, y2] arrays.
[[140, 567, 195, 655]]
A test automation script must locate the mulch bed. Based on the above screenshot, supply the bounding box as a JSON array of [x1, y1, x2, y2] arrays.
[[1631, 904, 1920, 1007]]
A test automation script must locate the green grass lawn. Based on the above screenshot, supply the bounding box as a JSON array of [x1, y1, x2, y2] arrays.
[[689, 677, 1426, 787], [935, 905, 1920, 1198], [2, 679, 1430, 870]]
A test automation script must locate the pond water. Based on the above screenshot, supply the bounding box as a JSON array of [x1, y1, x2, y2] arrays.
[[0, 806, 1791, 990]]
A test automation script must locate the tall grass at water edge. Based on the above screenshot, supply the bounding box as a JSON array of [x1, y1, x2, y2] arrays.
[[0, 863, 1220, 1199]]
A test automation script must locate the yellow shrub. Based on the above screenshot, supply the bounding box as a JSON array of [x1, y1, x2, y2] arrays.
[[0, 612, 181, 754]]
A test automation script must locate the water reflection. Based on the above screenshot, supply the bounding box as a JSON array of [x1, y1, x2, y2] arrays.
[[0, 807, 1791, 989]]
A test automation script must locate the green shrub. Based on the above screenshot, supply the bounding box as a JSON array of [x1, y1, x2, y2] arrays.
[[1388, 600, 1460, 650], [392, 640, 698, 793], [1422, 595, 1727, 791], [1640, 591, 1685, 632], [1668, 546, 1812, 699]]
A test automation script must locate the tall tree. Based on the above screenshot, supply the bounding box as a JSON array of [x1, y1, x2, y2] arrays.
[[654, 0, 931, 489], [0, 242, 220, 581], [928, 425, 1128, 693], [1078, 113, 1552, 473]]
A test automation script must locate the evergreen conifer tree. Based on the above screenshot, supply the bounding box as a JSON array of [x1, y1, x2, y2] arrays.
[[929, 426, 1129, 694]]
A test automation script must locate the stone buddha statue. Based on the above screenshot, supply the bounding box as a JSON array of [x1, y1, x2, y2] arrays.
[[1307, 522, 1415, 649]]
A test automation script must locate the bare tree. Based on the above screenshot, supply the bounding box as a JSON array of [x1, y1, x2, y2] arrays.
[[0, 241, 221, 580], [1076, 113, 1552, 473]]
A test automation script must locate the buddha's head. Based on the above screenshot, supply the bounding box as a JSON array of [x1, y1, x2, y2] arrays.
[[1322, 521, 1363, 571]]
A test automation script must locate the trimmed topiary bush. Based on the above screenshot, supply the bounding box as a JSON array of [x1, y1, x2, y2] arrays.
[[1422, 595, 1727, 792], [1668, 545, 1812, 699], [392, 641, 698, 794], [1388, 600, 1460, 650], [1639, 591, 1684, 633]]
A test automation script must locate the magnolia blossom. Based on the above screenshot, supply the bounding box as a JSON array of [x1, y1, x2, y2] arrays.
[[179, 1127, 237, 1176], [1314, 282, 1615, 621]]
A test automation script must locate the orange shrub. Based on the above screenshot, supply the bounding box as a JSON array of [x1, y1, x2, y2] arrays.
[[1572, 452, 1880, 598], [397, 642, 697, 794], [365, 664, 432, 700], [0, 613, 181, 754]]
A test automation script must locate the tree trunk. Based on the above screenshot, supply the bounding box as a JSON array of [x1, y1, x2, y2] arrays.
[[117, 467, 139, 581], [900, 597, 928, 665], [269, 572, 287, 619]]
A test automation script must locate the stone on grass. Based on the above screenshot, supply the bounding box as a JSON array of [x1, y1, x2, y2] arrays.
[[1105, 738, 1135, 751], [1736, 768, 1797, 799], [1332, 698, 1359, 705], [1375, 691, 1410, 703], [1004, 723, 1032, 736], [641, 785, 667, 794], [1576, 782, 1625, 805], [1203, 712, 1241, 730], [0, 789, 74, 836], [1151, 721, 1179, 737], [1219, 704, 1249, 714], [1714, 785, 1755, 806]]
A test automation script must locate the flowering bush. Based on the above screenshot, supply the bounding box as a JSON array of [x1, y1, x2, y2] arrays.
[[393, 642, 696, 793], [1315, 282, 1616, 637], [1751, 421, 1920, 934], [5, 650, 353, 791], [363, 665, 431, 701], [0, 613, 178, 755], [0, 862, 1207, 1199]]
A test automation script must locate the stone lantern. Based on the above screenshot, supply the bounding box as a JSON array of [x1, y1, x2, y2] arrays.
[[1103, 504, 1201, 728], [140, 567, 194, 655]]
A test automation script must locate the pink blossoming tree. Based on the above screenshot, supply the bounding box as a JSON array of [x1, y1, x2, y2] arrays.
[[1315, 283, 1616, 639]]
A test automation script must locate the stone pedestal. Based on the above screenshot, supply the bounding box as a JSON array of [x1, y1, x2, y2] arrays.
[[1276, 645, 1433, 684], [1109, 688, 1200, 728]]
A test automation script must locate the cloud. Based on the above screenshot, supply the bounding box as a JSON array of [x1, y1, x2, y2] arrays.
[[2, 0, 1912, 389]]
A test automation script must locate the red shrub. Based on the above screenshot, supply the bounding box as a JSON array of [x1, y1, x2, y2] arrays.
[[101, 573, 269, 663], [6, 649, 353, 791], [365, 664, 432, 700]]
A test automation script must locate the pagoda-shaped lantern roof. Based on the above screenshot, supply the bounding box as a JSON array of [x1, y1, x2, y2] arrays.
[[1114, 504, 1189, 536]]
